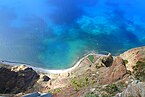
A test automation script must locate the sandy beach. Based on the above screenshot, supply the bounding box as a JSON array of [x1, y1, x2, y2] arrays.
[[0, 53, 105, 74]]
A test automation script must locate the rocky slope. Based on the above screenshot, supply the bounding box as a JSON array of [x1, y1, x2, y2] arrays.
[[0, 65, 39, 94], [0, 46, 145, 97], [115, 81, 145, 97]]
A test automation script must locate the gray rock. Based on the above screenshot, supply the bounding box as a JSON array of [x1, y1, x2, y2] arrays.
[[40, 93, 52, 97], [22, 92, 52, 97], [22, 92, 40, 97], [115, 82, 145, 97]]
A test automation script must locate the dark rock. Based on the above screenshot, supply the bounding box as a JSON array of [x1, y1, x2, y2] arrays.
[[102, 53, 113, 67], [0, 67, 18, 93], [42, 75, 50, 82], [95, 53, 113, 68], [0, 65, 39, 94]]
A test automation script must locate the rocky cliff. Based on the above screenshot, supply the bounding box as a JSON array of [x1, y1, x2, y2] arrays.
[[0, 65, 39, 94], [0, 46, 145, 97]]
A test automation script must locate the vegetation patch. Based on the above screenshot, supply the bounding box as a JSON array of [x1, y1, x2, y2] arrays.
[[85, 92, 99, 97], [53, 88, 62, 93], [71, 77, 89, 91], [133, 60, 145, 81], [124, 60, 128, 65], [102, 94, 112, 97], [88, 55, 94, 63], [104, 84, 119, 96]]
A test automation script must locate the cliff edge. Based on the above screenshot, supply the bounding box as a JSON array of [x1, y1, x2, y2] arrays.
[[0, 46, 145, 97]]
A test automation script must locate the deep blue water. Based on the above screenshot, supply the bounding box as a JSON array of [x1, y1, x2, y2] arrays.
[[0, 0, 145, 69]]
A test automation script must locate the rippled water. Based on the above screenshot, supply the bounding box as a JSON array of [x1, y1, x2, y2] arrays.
[[0, 0, 145, 69]]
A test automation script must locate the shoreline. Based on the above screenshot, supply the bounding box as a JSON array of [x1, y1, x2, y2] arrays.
[[0, 53, 105, 74]]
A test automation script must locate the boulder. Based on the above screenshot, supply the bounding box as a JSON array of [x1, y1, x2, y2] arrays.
[[95, 53, 113, 68], [102, 53, 113, 67], [39, 74, 51, 82], [42, 75, 51, 82]]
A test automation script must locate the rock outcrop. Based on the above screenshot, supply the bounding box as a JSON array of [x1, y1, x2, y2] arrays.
[[98, 57, 127, 84], [0, 65, 39, 94], [115, 81, 145, 97], [94, 53, 113, 68]]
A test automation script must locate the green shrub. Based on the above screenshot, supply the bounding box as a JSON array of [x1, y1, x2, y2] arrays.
[[105, 84, 119, 95], [124, 60, 128, 65], [133, 60, 145, 81], [53, 88, 61, 93], [71, 77, 89, 91], [117, 82, 127, 90], [85, 92, 99, 97], [102, 94, 111, 97]]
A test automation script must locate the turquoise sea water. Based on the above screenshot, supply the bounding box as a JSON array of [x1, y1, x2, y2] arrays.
[[0, 0, 145, 69]]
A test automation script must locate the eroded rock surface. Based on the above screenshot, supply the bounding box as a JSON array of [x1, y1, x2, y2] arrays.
[[115, 81, 145, 97], [0, 65, 39, 94], [98, 57, 127, 84]]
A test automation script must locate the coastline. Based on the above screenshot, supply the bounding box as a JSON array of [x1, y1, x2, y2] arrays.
[[0, 53, 105, 74]]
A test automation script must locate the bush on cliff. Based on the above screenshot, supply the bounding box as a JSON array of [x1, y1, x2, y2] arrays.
[[133, 60, 145, 81]]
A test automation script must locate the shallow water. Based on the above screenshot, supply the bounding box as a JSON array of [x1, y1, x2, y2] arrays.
[[0, 0, 145, 69]]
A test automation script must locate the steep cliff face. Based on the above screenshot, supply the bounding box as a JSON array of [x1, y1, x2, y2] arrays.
[[0, 65, 39, 94]]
